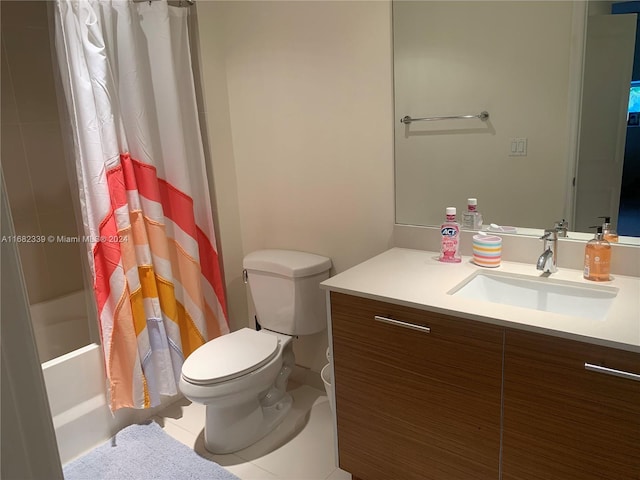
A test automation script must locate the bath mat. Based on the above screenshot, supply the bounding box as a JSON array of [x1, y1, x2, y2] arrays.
[[63, 421, 240, 480]]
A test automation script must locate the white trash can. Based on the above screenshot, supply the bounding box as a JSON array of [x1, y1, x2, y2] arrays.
[[321, 363, 334, 416]]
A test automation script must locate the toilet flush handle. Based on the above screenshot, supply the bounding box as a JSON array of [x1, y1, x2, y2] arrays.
[[242, 269, 248, 284]]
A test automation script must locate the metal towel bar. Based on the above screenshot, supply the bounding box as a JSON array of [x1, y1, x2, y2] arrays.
[[401, 111, 489, 124]]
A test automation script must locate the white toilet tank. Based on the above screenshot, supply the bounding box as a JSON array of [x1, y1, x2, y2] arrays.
[[243, 250, 332, 335]]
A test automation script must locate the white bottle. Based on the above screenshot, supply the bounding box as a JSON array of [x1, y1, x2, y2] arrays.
[[462, 198, 483, 230]]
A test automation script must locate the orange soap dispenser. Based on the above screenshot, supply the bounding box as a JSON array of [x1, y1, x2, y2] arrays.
[[583, 227, 611, 281]]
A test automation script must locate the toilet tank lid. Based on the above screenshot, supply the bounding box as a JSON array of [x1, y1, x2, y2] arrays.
[[243, 249, 332, 278]]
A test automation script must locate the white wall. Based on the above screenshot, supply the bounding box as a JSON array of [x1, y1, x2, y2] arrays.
[[1, 1, 85, 307], [191, 3, 248, 335], [1, 176, 63, 479], [196, 1, 395, 373]]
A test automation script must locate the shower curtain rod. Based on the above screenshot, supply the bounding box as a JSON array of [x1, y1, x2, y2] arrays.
[[132, 0, 195, 7]]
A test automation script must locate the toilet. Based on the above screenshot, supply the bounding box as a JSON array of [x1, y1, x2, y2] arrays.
[[179, 249, 332, 454]]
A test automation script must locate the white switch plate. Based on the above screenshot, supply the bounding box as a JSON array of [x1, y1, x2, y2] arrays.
[[509, 137, 527, 156]]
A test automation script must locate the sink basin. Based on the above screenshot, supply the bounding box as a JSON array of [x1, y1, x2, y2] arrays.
[[448, 271, 618, 320]]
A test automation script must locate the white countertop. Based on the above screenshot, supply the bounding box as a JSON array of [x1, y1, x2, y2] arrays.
[[321, 248, 640, 353]]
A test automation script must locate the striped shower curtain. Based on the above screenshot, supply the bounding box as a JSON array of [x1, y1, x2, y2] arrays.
[[53, 0, 228, 411]]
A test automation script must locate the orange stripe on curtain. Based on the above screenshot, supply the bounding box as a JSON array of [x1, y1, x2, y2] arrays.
[[204, 302, 222, 340], [94, 153, 227, 411], [137, 263, 206, 357], [175, 301, 206, 358], [98, 154, 228, 337], [152, 275, 205, 357], [122, 154, 228, 323], [94, 162, 131, 321], [167, 238, 205, 314], [129, 287, 147, 337], [109, 285, 142, 409], [133, 205, 209, 351], [92, 211, 121, 341], [197, 226, 227, 322]]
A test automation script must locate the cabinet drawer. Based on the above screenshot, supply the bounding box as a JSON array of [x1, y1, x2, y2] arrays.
[[502, 329, 640, 480], [330, 292, 503, 480]]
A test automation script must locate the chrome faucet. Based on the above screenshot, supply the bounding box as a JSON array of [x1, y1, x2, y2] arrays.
[[537, 229, 558, 273]]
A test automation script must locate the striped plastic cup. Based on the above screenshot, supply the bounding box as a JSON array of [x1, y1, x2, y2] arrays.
[[472, 234, 502, 268]]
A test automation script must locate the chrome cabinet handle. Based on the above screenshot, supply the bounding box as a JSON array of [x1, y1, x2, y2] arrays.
[[584, 363, 640, 382], [374, 315, 430, 334]]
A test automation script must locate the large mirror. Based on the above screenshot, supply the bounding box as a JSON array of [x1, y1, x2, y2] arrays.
[[394, 0, 640, 244]]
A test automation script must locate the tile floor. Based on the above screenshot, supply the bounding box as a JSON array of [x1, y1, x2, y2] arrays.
[[152, 384, 351, 480]]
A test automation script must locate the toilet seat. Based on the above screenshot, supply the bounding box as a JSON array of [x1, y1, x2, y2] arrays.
[[181, 328, 279, 385]]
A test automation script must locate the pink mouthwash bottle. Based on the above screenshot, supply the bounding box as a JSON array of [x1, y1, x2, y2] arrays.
[[439, 207, 462, 263]]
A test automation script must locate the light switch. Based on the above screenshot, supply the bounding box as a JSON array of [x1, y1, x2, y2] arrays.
[[509, 137, 528, 156]]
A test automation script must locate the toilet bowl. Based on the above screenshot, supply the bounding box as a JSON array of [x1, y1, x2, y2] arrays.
[[180, 328, 295, 454], [179, 249, 332, 454]]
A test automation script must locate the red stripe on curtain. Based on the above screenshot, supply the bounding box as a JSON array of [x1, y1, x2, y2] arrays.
[[92, 212, 120, 326], [127, 155, 199, 239], [120, 154, 228, 322], [197, 227, 228, 319], [121, 153, 163, 204], [93, 154, 229, 333], [158, 179, 197, 238], [93, 165, 129, 320]]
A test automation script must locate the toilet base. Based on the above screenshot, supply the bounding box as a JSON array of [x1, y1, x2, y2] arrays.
[[204, 392, 293, 454]]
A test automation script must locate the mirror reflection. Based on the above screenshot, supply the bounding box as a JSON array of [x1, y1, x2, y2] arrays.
[[393, 1, 640, 243]]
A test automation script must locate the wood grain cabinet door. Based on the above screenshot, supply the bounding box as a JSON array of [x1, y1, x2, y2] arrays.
[[502, 329, 640, 480], [330, 292, 504, 480]]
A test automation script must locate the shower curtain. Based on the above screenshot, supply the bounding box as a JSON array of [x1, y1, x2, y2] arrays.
[[53, 0, 229, 411]]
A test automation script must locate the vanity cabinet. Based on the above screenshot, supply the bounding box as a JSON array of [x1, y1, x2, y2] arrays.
[[331, 291, 640, 480], [330, 292, 504, 480], [501, 329, 640, 480]]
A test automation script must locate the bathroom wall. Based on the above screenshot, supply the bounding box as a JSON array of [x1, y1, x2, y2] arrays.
[[189, 4, 248, 335], [195, 1, 395, 373], [1, 179, 63, 479], [1, 1, 84, 305]]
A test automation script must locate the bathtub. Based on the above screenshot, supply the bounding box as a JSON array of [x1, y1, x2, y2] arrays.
[[30, 290, 91, 364], [38, 293, 181, 464], [35, 291, 121, 464]]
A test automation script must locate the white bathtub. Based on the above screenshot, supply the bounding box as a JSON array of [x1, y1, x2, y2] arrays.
[[30, 290, 91, 363], [43, 343, 115, 464], [38, 294, 180, 464]]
